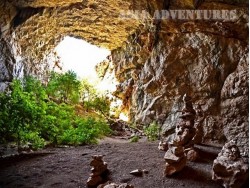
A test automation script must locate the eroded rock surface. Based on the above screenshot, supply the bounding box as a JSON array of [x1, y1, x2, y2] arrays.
[[212, 141, 248, 188], [0, 0, 248, 159], [111, 2, 248, 156]]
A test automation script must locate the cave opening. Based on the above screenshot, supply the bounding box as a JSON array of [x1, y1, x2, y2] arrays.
[[0, 1, 248, 187], [52, 36, 127, 121], [54, 36, 110, 85]]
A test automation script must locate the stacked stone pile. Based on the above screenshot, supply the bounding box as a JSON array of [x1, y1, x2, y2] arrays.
[[87, 155, 109, 187]]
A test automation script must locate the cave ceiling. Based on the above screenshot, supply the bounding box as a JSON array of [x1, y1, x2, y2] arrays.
[[0, 0, 248, 62], [1, 0, 163, 61]]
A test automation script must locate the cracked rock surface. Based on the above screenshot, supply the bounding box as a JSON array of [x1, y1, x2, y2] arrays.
[[0, 0, 249, 157]]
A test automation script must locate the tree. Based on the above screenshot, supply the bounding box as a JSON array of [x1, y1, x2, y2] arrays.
[[46, 71, 81, 104]]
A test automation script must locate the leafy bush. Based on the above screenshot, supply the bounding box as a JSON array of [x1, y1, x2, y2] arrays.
[[59, 117, 111, 145], [130, 135, 139, 143], [0, 80, 41, 147], [20, 131, 45, 150], [0, 72, 112, 150], [81, 79, 111, 118], [46, 71, 81, 104], [144, 121, 159, 141]]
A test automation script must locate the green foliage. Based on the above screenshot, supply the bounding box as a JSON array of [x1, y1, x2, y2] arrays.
[[80, 79, 96, 102], [87, 96, 110, 117], [0, 72, 111, 150], [46, 71, 81, 104], [59, 117, 111, 145], [20, 131, 45, 150], [130, 135, 139, 143], [0, 80, 42, 147], [144, 121, 159, 141], [81, 79, 111, 118]]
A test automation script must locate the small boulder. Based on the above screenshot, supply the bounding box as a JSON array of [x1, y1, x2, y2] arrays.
[[186, 148, 199, 162], [98, 182, 134, 188], [164, 156, 187, 176], [158, 140, 168, 151], [212, 141, 249, 188], [129, 169, 143, 176]]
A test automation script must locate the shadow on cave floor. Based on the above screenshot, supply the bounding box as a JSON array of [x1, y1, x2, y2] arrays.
[[194, 144, 222, 163], [0, 152, 54, 169]]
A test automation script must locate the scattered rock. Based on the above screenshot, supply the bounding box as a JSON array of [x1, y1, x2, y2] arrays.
[[212, 141, 248, 188], [186, 148, 199, 162], [129, 169, 143, 176], [98, 182, 134, 188], [158, 140, 168, 151]]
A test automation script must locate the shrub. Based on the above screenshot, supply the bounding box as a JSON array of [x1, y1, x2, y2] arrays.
[[0, 80, 41, 148], [0, 72, 112, 150], [59, 117, 111, 145], [20, 131, 45, 150], [130, 135, 139, 143], [80, 79, 111, 118], [144, 121, 159, 141], [46, 71, 81, 104]]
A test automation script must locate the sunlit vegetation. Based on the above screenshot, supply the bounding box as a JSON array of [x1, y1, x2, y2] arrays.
[[0, 71, 111, 150], [143, 121, 159, 141]]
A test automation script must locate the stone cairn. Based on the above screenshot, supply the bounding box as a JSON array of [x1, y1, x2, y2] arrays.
[[87, 155, 109, 187], [212, 140, 248, 188], [164, 94, 198, 176]]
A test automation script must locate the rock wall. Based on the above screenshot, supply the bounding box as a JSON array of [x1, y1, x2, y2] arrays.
[[112, 2, 248, 155], [0, 0, 248, 155], [0, 0, 162, 88]]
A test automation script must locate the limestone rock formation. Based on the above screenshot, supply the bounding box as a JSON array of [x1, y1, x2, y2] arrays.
[[111, 1, 249, 157], [87, 155, 109, 187], [0, 0, 248, 160], [95, 58, 110, 79], [212, 141, 248, 188], [9, 0, 82, 8]]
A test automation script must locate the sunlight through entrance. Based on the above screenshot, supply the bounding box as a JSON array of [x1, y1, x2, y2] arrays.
[[55, 36, 110, 81], [54, 36, 119, 93], [53, 36, 128, 122]]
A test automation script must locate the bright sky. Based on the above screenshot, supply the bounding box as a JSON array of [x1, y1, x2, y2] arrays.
[[54, 36, 119, 93], [55, 36, 110, 82], [54, 36, 128, 121]]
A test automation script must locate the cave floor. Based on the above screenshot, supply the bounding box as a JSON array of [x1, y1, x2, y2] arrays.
[[0, 137, 246, 188]]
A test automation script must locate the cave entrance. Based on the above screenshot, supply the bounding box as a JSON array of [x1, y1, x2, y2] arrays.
[[54, 36, 110, 84], [53, 36, 128, 121]]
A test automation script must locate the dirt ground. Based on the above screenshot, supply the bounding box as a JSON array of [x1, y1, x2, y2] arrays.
[[0, 137, 248, 188]]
